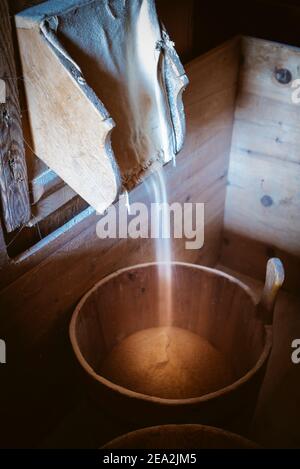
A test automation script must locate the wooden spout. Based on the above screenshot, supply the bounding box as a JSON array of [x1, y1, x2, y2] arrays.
[[257, 258, 285, 324]]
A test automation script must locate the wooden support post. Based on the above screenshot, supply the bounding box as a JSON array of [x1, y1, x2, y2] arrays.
[[0, 0, 30, 233]]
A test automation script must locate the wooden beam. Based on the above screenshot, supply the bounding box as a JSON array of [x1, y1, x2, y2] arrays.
[[0, 0, 30, 233]]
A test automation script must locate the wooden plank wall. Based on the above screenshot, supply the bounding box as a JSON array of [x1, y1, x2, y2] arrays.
[[0, 39, 239, 447], [0, 0, 30, 232], [221, 37, 300, 293]]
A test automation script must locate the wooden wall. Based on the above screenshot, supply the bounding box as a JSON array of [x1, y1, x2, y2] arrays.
[[0, 39, 239, 447], [7, 0, 300, 257], [221, 37, 300, 292]]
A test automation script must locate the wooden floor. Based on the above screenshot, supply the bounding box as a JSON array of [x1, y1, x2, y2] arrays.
[[40, 264, 300, 449]]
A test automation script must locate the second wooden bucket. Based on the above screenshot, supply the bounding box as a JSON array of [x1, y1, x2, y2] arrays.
[[102, 424, 259, 449]]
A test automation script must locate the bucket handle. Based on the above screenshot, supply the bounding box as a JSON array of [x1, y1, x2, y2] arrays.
[[257, 258, 285, 324]]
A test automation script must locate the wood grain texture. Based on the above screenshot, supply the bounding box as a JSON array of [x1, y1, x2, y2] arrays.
[[0, 0, 30, 232], [222, 37, 300, 292], [16, 23, 120, 214]]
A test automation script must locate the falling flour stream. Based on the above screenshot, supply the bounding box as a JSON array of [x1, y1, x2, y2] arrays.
[[124, 0, 175, 327], [148, 169, 173, 327], [100, 1, 233, 398]]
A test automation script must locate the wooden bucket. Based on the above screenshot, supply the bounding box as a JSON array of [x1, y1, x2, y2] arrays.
[[70, 260, 284, 431], [102, 424, 259, 449]]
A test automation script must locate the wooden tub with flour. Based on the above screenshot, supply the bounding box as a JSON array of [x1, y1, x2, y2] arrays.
[[70, 259, 284, 432]]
